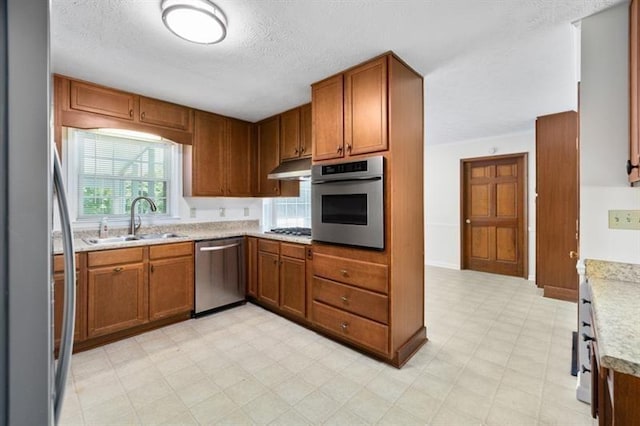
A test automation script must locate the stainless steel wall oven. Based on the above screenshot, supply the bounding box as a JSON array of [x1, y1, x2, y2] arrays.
[[311, 156, 384, 250]]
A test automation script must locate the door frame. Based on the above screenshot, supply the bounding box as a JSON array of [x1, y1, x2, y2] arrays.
[[460, 152, 529, 279]]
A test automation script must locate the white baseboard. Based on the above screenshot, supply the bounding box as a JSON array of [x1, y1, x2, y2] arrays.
[[425, 261, 460, 270], [528, 274, 536, 282]]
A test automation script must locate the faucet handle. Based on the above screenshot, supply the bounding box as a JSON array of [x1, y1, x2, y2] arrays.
[[134, 215, 142, 232]]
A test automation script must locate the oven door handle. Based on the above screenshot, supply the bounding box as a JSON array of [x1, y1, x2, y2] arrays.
[[312, 176, 382, 185]]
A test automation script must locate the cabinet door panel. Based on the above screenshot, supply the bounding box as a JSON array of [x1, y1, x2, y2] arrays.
[[345, 57, 388, 155], [280, 257, 305, 318], [300, 103, 312, 158], [257, 116, 280, 196], [227, 118, 253, 196], [139, 96, 191, 131], [258, 252, 279, 306], [630, 0, 640, 183], [69, 81, 135, 120], [280, 108, 301, 161], [149, 257, 194, 321], [312, 75, 344, 161], [193, 111, 226, 196], [87, 263, 146, 337], [247, 237, 258, 297], [53, 272, 84, 349]]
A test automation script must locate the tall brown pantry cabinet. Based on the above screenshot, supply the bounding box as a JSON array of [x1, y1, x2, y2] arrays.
[[310, 52, 426, 367]]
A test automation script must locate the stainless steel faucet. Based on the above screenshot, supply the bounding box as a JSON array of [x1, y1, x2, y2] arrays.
[[129, 196, 157, 236]]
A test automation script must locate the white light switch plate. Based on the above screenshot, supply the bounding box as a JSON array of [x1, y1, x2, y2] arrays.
[[608, 210, 640, 230]]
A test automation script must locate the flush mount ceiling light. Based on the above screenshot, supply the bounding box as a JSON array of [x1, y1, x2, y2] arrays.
[[161, 0, 227, 44]]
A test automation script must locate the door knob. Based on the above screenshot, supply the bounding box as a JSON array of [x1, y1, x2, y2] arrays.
[[465, 219, 471, 224], [569, 250, 579, 259]]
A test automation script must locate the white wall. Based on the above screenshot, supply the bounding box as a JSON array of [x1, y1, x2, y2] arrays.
[[425, 130, 537, 280], [580, 3, 640, 264]]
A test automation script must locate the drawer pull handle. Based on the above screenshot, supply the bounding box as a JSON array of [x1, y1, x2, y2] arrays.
[[340, 269, 348, 277], [340, 322, 349, 331], [340, 296, 349, 304], [582, 365, 591, 374], [581, 298, 591, 305], [113, 267, 123, 273], [582, 333, 596, 342]]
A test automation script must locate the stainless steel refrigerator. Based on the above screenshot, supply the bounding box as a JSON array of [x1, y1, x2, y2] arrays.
[[1, 1, 76, 424]]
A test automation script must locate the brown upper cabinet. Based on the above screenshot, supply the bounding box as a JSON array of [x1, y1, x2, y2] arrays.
[[312, 75, 344, 161], [629, 0, 640, 184], [56, 75, 193, 147], [280, 103, 312, 162], [70, 80, 135, 120], [185, 111, 253, 197], [139, 96, 191, 131], [312, 55, 390, 162], [257, 115, 281, 196]]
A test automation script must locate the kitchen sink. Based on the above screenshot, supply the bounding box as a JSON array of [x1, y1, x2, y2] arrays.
[[83, 233, 184, 245], [83, 235, 139, 245], [136, 232, 184, 240]]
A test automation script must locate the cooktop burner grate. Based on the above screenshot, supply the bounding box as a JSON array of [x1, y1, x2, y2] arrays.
[[268, 227, 311, 237]]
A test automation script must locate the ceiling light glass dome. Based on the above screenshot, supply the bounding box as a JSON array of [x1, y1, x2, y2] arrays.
[[161, 0, 227, 44]]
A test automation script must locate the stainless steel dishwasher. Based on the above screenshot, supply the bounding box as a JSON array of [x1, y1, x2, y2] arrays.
[[194, 237, 246, 316]]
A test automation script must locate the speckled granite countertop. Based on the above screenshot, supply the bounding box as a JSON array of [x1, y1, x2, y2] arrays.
[[589, 277, 640, 377], [53, 220, 311, 254]]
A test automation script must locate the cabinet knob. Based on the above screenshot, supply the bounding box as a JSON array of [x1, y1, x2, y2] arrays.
[[340, 296, 349, 304], [113, 267, 123, 273], [150, 265, 154, 273], [340, 322, 349, 331], [465, 219, 471, 224], [346, 143, 352, 152], [273, 259, 277, 265], [582, 333, 596, 342], [581, 298, 591, 305], [340, 269, 348, 277], [141, 111, 146, 119], [582, 321, 591, 328], [581, 365, 591, 374], [129, 109, 133, 117], [627, 159, 639, 175], [337, 145, 343, 153], [300, 146, 305, 153], [294, 148, 299, 154], [569, 250, 579, 259], [273, 186, 278, 193]]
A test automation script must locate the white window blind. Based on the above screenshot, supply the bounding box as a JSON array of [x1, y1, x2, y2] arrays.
[[73, 130, 173, 218]]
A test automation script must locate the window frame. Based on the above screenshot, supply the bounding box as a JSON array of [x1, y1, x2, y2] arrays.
[[64, 127, 182, 225]]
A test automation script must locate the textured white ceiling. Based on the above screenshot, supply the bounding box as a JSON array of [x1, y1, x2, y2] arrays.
[[51, 0, 623, 145]]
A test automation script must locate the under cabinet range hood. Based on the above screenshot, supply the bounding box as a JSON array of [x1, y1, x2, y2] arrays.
[[267, 157, 312, 180]]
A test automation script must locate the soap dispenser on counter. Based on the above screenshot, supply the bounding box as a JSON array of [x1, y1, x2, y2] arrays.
[[98, 217, 109, 239]]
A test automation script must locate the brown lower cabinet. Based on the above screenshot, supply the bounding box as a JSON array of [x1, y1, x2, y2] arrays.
[[249, 237, 307, 321], [66, 242, 195, 351], [591, 326, 640, 425], [53, 254, 85, 350]]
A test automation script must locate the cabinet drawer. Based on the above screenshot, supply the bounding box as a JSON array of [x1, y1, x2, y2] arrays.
[[312, 301, 389, 355], [53, 254, 80, 272], [88, 247, 144, 268], [258, 239, 280, 254], [313, 253, 388, 294], [139, 97, 191, 130], [313, 277, 388, 324], [149, 242, 193, 260], [281, 243, 305, 260]]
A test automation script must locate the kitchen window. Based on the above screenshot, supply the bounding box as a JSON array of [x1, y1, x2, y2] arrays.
[[263, 180, 311, 228], [66, 128, 180, 221]]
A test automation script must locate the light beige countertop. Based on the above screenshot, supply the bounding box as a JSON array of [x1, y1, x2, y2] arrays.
[[53, 220, 311, 255], [589, 277, 640, 377]]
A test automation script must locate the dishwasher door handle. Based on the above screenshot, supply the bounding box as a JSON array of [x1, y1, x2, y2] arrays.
[[199, 242, 241, 252]]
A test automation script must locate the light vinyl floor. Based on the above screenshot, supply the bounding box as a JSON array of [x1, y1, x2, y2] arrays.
[[60, 266, 593, 425]]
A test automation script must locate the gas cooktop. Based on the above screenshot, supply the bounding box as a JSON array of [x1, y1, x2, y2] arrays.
[[268, 227, 311, 237]]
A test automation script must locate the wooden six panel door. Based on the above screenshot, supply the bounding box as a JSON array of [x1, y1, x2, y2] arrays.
[[462, 154, 527, 278]]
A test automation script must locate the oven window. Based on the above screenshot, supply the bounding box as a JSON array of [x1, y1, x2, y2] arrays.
[[321, 194, 367, 225]]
